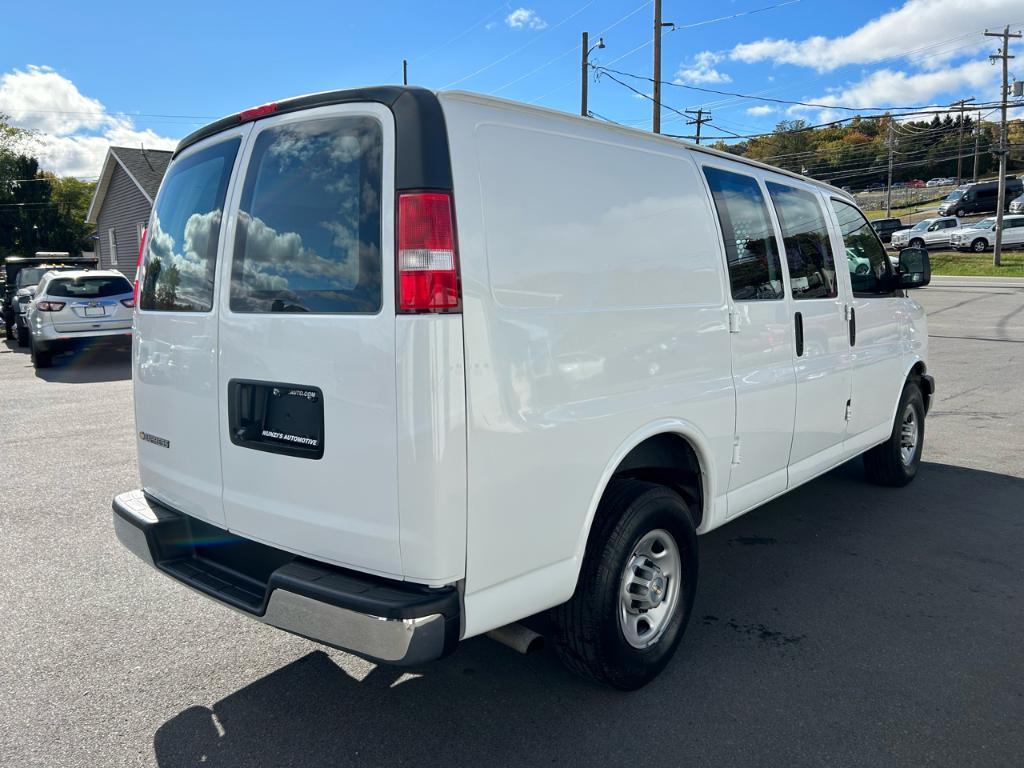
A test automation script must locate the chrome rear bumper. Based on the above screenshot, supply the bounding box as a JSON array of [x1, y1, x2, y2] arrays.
[[112, 490, 459, 665]]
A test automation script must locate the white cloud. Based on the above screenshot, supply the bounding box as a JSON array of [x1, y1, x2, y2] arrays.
[[729, 0, 1019, 72], [675, 51, 731, 85], [0, 65, 178, 177], [505, 8, 547, 30], [746, 105, 776, 116]]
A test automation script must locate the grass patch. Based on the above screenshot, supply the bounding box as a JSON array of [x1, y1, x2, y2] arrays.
[[927, 250, 1024, 277]]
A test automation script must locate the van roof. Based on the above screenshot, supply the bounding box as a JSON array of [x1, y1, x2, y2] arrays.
[[175, 85, 853, 201]]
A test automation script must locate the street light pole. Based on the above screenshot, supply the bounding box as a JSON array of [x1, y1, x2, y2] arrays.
[[580, 32, 605, 117], [986, 25, 1022, 267]]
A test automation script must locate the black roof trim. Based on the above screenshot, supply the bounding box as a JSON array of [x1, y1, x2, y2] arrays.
[[174, 86, 452, 191]]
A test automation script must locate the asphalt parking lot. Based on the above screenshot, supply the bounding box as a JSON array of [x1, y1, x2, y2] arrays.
[[2, 280, 1022, 768]]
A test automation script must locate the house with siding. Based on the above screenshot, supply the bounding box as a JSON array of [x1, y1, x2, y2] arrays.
[[86, 147, 172, 278]]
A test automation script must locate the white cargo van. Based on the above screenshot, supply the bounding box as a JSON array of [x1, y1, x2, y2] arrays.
[[113, 87, 934, 689]]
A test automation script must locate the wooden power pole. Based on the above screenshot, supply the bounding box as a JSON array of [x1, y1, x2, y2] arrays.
[[653, 0, 662, 134], [581, 31, 589, 117], [951, 98, 974, 185], [685, 109, 711, 144], [986, 25, 1022, 267]]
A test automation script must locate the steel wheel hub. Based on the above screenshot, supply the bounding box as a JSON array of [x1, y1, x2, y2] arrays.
[[900, 404, 919, 466], [618, 529, 682, 649]]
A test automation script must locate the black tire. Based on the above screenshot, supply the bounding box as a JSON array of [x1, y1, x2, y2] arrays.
[[863, 380, 925, 487], [955, 208, 966, 218], [16, 325, 28, 347], [550, 480, 698, 690], [30, 338, 53, 369], [909, 238, 925, 249], [3, 319, 12, 339], [971, 238, 988, 253]]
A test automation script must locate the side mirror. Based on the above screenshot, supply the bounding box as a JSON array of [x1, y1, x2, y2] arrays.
[[898, 247, 931, 288]]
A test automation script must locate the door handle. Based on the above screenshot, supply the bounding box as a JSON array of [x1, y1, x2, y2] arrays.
[[794, 311, 804, 357], [848, 305, 856, 346]]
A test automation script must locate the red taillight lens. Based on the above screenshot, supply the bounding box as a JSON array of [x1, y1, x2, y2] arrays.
[[121, 299, 135, 308], [134, 226, 147, 307], [240, 102, 278, 122], [397, 192, 460, 313], [36, 301, 65, 312]]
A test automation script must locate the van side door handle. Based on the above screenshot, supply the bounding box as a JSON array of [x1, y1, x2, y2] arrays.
[[848, 305, 856, 346], [794, 311, 804, 357]]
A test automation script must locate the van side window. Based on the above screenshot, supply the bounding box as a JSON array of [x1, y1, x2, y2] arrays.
[[766, 182, 837, 300], [702, 166, 785, 301], [830, 198, 892, 295], [230, 116, 383, 314], [140, 138, 240, 312]]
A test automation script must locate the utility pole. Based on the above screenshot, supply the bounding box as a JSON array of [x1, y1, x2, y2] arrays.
[[580, 32, 605, 117], [885, 119, 896, 218], [403, 59, 408, 86], [986, 25, 1021, 267], [685, 109, 711, 144], [973, 111, 981, 183], [950, 97, 975, 185], [652, 1, 674, 133]]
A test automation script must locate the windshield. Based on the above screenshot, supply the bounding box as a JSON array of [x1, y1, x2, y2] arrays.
[[909, 221, 930, 232], [16, 268, 49, 287], [46, 276, 132, 298], [973, 218, 996, 230], [944, 190, 964, 202]]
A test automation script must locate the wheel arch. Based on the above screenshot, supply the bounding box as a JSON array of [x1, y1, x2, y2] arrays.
[[897, 358, 933, 419], [570, 420, 716, 588]]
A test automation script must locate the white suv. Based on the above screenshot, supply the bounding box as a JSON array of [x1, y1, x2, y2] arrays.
[[889, 216, 960, 250], [26, 270, 134, 368], [112, 87, 934, 689]]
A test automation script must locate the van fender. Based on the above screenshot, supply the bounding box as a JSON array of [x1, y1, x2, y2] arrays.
[[890, 356, 930, 425], [569, 419, 718, 591]]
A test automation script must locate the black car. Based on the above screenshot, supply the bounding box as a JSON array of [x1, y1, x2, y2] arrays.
[[871, 217, 905, 244]]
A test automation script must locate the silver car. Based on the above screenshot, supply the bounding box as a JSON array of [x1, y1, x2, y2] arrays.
[[1010, 193, 1024, 215], [26, 270, 133, 368]]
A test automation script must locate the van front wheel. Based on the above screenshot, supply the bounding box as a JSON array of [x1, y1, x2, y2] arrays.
[[550, 480, 698, 690], [863, 380, 925, 487]]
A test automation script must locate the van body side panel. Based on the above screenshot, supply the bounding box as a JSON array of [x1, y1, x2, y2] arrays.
[[394, 315, 467, 585], [441, 95, 734, 636]]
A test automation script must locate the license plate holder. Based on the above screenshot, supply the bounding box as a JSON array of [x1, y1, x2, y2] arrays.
[[228, 380, 324, 460], [84, 306, 104, 316]]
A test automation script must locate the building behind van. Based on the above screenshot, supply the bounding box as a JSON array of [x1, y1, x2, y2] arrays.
[[938, 177, 1024, 217], [111, 87, 935, 690]]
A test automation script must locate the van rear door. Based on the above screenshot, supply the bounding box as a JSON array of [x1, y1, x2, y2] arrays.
[[134, 127, 250, 526], [216, 104, 404, 578]]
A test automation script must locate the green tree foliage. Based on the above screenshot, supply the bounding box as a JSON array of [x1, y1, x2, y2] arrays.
[[1, 113, 97, 257], [716, 115, 1019, 189]]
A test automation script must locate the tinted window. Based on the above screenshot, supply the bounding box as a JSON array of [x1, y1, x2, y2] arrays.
[[230, 116, 383, 314], [17, 268, 49, 287], [703, 167, 784, 301], [767, 182, 837, 300], [47, 276, 132, 298], [831, 198, 892, 295], [140, 139, 239, 312]]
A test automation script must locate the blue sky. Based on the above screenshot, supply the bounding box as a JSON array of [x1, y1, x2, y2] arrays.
[[1, 0, 1021, 176]]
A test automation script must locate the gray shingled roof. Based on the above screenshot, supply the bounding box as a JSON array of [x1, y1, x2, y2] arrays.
[[110, 147, 173, 199]]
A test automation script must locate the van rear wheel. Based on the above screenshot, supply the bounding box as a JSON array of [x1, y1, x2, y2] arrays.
[[550, 480, 698, 690], [863, 380, 925, 487]]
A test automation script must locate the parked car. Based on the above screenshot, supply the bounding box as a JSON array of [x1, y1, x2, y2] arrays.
[[950, 215, 1024, 252], [938, 177, 1024, 217], [1009, 193, 1024, 215], [111, 86, 934, 690], [906, 179, 925, 188], [870, 217, 904, 243], [2, 254, 97, 340], [25, 270, 134, 368], [10, 264, 87, 347], [925, 178, 944, 187], [890, 216, 960, 249]]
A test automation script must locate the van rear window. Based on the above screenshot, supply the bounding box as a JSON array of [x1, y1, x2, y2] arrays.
[[140, 138, 240, 312], [229, 116, 383, 314]]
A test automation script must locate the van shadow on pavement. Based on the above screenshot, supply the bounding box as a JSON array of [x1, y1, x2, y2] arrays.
[[152, 461, 1024, 768]]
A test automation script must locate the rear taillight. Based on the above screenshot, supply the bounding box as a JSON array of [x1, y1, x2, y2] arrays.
[[121, 299, 135, 308], [36, 301, 65, 312], [397, 191, 460, 313], [134, 227, 147, 306]]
